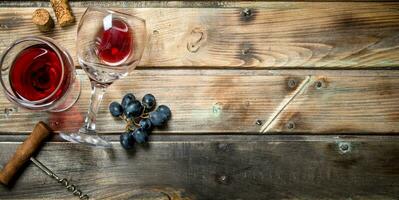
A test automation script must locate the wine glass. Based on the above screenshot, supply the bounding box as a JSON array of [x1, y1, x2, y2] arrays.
[[0, 36, 81, 112], [60, 7, 147, 147]]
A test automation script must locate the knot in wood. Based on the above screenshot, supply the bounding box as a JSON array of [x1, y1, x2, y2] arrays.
[[187, 27, 206, 53]]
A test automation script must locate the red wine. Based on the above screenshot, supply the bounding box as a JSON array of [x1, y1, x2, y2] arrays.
[[97, 19, 133, 64], [10, 44, 69, 102]]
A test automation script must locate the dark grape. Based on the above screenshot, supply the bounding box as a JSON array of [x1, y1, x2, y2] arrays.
[[133, 128, 149, 144], [121, 93, 135, 109], [149, 111, 168, 127], [120, 132, 135, 149], [139, 118, 152, 131], [157, 105, 171, 119], [142, 94, 156, 111], [109, 102, 123, 117], [124, 100, 144, 118]]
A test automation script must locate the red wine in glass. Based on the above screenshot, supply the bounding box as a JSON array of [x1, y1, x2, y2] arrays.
[[97, 18, 133, 64], [9, 44, 70, 102]]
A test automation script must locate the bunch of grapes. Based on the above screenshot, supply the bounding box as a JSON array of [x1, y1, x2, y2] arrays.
[[109, 93, 171, 150]]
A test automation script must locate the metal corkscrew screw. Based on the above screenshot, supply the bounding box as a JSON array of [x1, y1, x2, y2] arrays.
[[30, 158, 89, 199]]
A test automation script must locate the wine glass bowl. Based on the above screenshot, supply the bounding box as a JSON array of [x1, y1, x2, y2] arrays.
[[0, 36, 81, 112], [77, 8, 147, 85], [64, 8, 147, 147]]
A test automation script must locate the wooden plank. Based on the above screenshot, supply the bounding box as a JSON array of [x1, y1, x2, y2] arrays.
[[0, 69, 304, 134], [0, 135, 398, 199], [262, 75, 399, 133], [1, 1, 397, 8], [3, 1, 399, 9], [0, 69, 399, 134], [1, 4, 399, 68]]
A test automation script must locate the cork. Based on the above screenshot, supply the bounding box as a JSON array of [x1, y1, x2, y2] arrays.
[[32, 9, 54, 32], [50, 0, 75, 27], [0, 122, 52, 185]]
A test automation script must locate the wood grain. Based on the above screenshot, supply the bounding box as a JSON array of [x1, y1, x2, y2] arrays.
[[0, 70, 305, 134], [0, 135, 398, 199], [262, 75, 399, 133], [2, 1, 398, 9], [0, 1, 398, 200], [1, 4, 399, 68], [0, 70, 399, 134]]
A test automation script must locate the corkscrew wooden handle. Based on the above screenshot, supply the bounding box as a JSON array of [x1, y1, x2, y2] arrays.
[[0, 121, 52, 185]]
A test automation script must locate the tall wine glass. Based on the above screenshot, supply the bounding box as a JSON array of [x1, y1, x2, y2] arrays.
[[61, 7, 147, 147]]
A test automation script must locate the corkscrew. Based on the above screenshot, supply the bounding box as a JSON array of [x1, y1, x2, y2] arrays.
[[30, 157, 89, 199], [0, 122, 89, 199]]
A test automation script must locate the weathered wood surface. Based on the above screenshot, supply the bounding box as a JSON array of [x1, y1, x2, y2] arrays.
[[0, 135, 398, 200], [1, 1, 399, 200], [2, 1, 399, 9], [1, 3, 399, 68], [1, 70, 399, 134]]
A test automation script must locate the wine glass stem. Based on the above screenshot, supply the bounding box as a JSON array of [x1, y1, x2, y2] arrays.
[[83, 81, 107, 133]]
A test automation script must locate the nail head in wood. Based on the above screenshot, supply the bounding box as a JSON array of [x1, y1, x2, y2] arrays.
[[4, 107, 17, 118], [217, 143, 228, 151], [242, 8, 252, 18], [216, 174, 230, 185], [288, 79, 297, 89], [286, 121, 295, 130], [315, 81, 323, 89], [241, 47, 250, 55], [338, 142, 351, 154]]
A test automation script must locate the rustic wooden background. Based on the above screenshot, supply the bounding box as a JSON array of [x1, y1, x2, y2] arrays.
[[1, 1, 399, 199]]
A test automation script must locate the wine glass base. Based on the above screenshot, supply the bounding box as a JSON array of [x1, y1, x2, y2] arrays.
[[59, 130, 112, 148]]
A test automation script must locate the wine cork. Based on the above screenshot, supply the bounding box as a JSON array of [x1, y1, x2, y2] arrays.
[[32, 9, 54, 32], [0, 122, 52, 185], [50, 0, 75, 27]]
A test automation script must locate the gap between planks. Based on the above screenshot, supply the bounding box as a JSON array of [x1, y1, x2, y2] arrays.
[[1, 1, 398, 8], [2, 134, 399, 143]]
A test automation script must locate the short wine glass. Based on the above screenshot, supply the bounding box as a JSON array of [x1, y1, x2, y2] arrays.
[[60, 7, 147, 147], [0, 36, 81, 112]]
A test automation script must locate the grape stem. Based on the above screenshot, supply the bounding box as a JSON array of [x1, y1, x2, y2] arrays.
[[122, 106, 152, 132], [123, 115, 143, 132], [133, 117, 141, 126]]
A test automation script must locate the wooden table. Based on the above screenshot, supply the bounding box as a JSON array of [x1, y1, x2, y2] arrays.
[[1, 1, 399, 199]]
